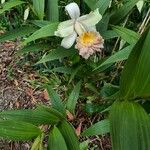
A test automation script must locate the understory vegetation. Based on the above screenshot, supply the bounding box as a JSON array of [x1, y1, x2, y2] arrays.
[[0, 0, 150, 150]]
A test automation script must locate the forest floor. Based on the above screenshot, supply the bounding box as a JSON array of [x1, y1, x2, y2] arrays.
[[0, 36, 111, 150], [0, 39, 49, 150]]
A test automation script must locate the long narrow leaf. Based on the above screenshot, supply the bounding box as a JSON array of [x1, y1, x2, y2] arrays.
[[0, 26, 37, 42], [18, 43, 50, 54], [48, 126, 68, 150], [46, 0, 59, 21], [36, 48, 77, 64], [0, 120, 42, 140], [94, 45, 133, 70], [0, 108, 60, 125], [82, 119, 110, 136], [31, 134, 44, 150], [110, 101, 150, 150], [23, 22, 59, 45], [32, 0, 45, 20], [0, 0, 25, 14], [66, 81, 81, 114], [45, 85, 66, 116], [120, 26, 150, 99], [84, 0, 110, 15], [112, 26, 140, 44], [110, 0, 140, 24], [58, 121, 80, 150]]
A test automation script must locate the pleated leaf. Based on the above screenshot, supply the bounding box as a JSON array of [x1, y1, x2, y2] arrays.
[[110, 101, 150, 150], [36, 48, 77, 64], [23, 22, 59, 45], [94, 45, 133, 71], [102, 30, 118, 39], [0, 0, 24, 14], [31, 134, 44, 150], [120, 26, 150, 99], [66, 81, 81, 114], [46, 0, 59, 21], [58, 121, 80, 150], [18, 43, 50, 54], [45, 85, 66, 116], [110, 0, 140, 24], [0, 120, 42, 140], [0, 26, 37, 42], [0, 107, 60, 125], [48, 126, 68, 150], [84, 0, 110, 15], [32, 0, 45, 20], [112, 26, 140, 44], [37, 105, 66, 120], [82, 119, 110, 136]]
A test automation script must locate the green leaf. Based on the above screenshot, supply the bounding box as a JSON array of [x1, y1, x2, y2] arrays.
[[23, 22, 59, 45], [84, 0, 110, 15], [68, 66, 83, 83], [110, 0, 141, 24], [84, 103, 109, 115], [31, 134, 44, 150], [31, 20, 51, 27], [18, 43, 50, 54], [120, 26, 150, 99], [97, 13, 110, 33], [46, 0, 59, 21], [112, 26, 140, 44], [101, 30, 118, 39], [45, 85, 66, 115], [0, 26, 37, 42], [58, 121, 80, 150], [82, 119, 110, 136], [51, 67, 73, 74], [80, 140, 89, 150], [110, 101, 150, 150], [85, 83, 99, 95], [94, 45, 133, 70], [0, 120, 42, 140], [100, 83, 119, 99], [48, 126, 68, 150], [66, 81, 81, 114], [0, 108, 60, 125], [97, 0, 111, 15], [0, 0, 25, 14], [32, 0, 45, 20], [37, 105, 66, 120], [36, 48, 77, 64]]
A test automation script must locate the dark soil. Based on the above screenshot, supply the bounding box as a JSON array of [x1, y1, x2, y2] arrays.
[[0, 40, 48, 150]]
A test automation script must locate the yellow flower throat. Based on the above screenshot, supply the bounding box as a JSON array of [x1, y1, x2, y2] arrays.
[[80, 32, 97, 45]]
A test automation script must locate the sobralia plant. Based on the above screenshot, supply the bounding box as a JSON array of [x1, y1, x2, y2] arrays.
[[0, 0, 150, 149], [0, 26, 150, 149]]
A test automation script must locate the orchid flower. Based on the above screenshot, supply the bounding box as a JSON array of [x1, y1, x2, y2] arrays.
[[1, 0, 5, 4], [55, 2, 102, 49]]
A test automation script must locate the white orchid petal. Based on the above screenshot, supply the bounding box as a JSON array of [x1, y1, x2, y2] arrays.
[[78, 9, 102, 27], [55, 20, 74, 37], [65, 2, 80, 19], [1, 0, 5, 4], [75, 21, 86, 35], [86, 26, 97, 32], [61, 32, 77, 49]]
